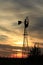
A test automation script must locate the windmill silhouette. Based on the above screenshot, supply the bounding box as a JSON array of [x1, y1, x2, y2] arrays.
[[18, 16, 29, 57]]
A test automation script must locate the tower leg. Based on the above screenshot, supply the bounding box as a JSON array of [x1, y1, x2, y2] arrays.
[[22, 28, 28, 58]]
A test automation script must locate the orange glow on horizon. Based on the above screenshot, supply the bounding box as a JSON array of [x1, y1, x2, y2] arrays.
[[9, 53, 28, 58]]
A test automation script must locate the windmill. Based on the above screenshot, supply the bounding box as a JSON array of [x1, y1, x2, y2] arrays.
[[18, 16, 29, 57]]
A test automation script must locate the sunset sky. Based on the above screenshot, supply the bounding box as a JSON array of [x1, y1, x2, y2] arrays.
[[0, 0, 43, 57]]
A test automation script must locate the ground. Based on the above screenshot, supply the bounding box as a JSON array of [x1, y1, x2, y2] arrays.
[[0, 55, 43, 65]]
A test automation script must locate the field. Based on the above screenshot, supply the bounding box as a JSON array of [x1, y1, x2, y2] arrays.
[[0, 55, 43, 65]]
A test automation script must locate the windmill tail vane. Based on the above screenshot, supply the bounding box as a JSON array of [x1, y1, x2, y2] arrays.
[[18, 21, 22, 25]]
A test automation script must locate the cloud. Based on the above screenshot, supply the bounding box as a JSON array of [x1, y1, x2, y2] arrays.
[[0, 44, 43, 57], [30, 16, 43, 31], [0, 44, 22, 57], [0, 0, 43, 58], [29, 16, 43, 39], [0, 44, 13, 57], [0, 0, 43, 43], [0, 35, 8, 41], [0, 26, 11, 32]]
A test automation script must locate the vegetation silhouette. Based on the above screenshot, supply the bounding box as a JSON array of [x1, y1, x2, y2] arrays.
[[29, 46, 41, 56]]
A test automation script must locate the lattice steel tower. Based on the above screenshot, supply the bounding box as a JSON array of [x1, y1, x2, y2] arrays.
[[18, 16, 29, 57], [23, 17, 29, 51]]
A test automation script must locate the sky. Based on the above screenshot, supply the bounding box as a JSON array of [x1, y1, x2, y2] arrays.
[[0, 0, 43, 57]]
